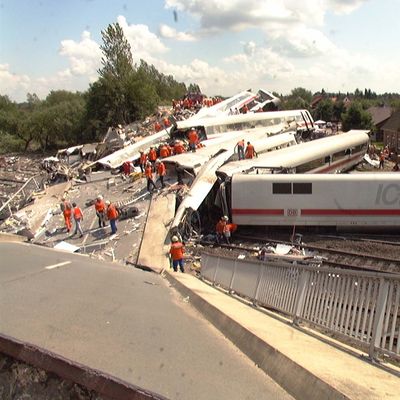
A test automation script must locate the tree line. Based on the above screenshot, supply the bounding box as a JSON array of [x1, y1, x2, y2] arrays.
[[2, 22, 400, 154], [0, 22, 188, 154]]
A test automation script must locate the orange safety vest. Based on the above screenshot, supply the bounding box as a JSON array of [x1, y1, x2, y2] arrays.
[[148, 148, 157, 162], [145, 166, 153, 179], [159, 146, 169, 158], [157, 162, 166, 176], [245, 144, 255, 159], [188, 130, 199, 144], [174, 143, 185, 154], [216, 220, 226, 234], [107, 204, 118, 220], [139, 153, 147, 164], [73, 207, 83, 220], [95, 199, 105, 212], [170, 242, 185, 260]]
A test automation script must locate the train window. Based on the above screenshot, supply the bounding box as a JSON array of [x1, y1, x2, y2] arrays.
[[332, 150, 346, 161], [272, 183, 291, 194], [345, 148, 352, 155], [324, 155, 332, 163], [296, 158, 324, 173], [293, 183, 312, 194]]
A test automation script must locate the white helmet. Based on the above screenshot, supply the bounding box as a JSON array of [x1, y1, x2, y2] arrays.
[[222, 215, 229, 221], [97, 195, 103, 200], [171, 236, 179, 242], [105, 200, 111, 205]]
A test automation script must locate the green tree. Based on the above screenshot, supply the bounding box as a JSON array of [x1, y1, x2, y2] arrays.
[[341, 102, 373, 131], [313, 99, 333, 122], [282, 87, 313, 110], [188, 83, 201, 94]]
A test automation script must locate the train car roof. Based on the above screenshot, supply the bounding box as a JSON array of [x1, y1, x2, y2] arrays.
[[217, 130, 369, 177], [176, 109, 312, 130]]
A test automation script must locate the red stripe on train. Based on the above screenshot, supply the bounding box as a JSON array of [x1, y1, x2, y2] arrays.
[[232, 209, 284, 215], [232, 209, 400, 216], [301, 209, 400, 216]]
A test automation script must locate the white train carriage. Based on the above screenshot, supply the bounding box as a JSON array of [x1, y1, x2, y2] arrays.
[[174, 109, 314, 139], [217, 130, 370, 180], [231, 173, 400, 228]]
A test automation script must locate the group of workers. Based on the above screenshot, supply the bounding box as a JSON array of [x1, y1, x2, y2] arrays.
[[168, 214, 237, 273], [154, 117, 172, 132], [235, 139, 258, 160], [172, 96, 222, 111], [60, 194, 120, 237], [60, 197, 84, 237], [144, 159, 166, 192]]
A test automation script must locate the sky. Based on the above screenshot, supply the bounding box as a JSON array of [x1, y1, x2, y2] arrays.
[[1, 0, 400, 102]]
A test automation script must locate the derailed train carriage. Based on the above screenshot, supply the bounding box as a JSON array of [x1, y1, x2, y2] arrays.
[[217, 130, 370, 219], [229, 173, 400, 228]]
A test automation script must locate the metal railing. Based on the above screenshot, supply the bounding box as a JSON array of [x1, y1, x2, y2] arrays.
[[0, 175, 43, 219], [201, 251, 400, 361]]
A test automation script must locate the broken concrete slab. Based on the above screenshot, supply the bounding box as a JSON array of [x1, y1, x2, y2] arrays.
[[136, 193, 176, 273]]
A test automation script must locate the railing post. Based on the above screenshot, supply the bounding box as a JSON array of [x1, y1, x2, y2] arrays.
[[212, 257, 220, 286], [369, 278, 389, 361], [293, 269, 310, 326], [228, 260, 238, 294], [253, 265, 264, 306]]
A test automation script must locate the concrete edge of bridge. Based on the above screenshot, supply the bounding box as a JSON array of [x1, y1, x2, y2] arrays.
[[0, 333, 167, 400]]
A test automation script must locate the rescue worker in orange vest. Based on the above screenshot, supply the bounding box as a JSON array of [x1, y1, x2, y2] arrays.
[[215, 216, 237, 244], [122, 160, 131, 175], [241, 104, 249, 113], [169, 235, 185, 272], [235, 139, 245, 160], [139, 150, 147, 173], [245, 141, 257, 159], [155, 159, 166, 189], [188, 128, 199, 152], [145, 162, 156, 192], [148, 147, 157, 165], [159, 143, 171, 158], [216, 216, 229, 244], [106, 200, 119, 235], [163, 117, 171, 128], [154, 121, 162, 132], [379, 152, 385, 169], [95, 195, 107, 228], [72, 202, 84, 237], [60, 196, 72, 233], [173, 140, 185, 155]]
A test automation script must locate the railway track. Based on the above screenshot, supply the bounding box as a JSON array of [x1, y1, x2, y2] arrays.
[[211, 234, 400, 274]]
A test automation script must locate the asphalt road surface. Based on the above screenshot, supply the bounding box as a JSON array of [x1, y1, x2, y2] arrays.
[[0, 242, 293, 400]]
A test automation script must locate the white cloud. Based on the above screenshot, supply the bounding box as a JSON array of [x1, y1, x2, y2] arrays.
[[243, 41, 256, 57], [117, 15, 168, 61], [327, 0, 368, 14], [159, 24, 196, 41], [0, 64, 31, 101], [59, 31, 102, 78], [268, 25, 337, 57]]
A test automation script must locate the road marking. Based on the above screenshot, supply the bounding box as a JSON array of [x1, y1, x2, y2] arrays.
[[44, 261, 71, 270]]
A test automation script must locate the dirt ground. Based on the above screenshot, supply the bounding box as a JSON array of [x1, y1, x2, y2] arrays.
[[0, 353, 105, 400]]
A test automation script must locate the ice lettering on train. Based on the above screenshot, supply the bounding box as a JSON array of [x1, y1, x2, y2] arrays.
[[375, 184, 400, 205]]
